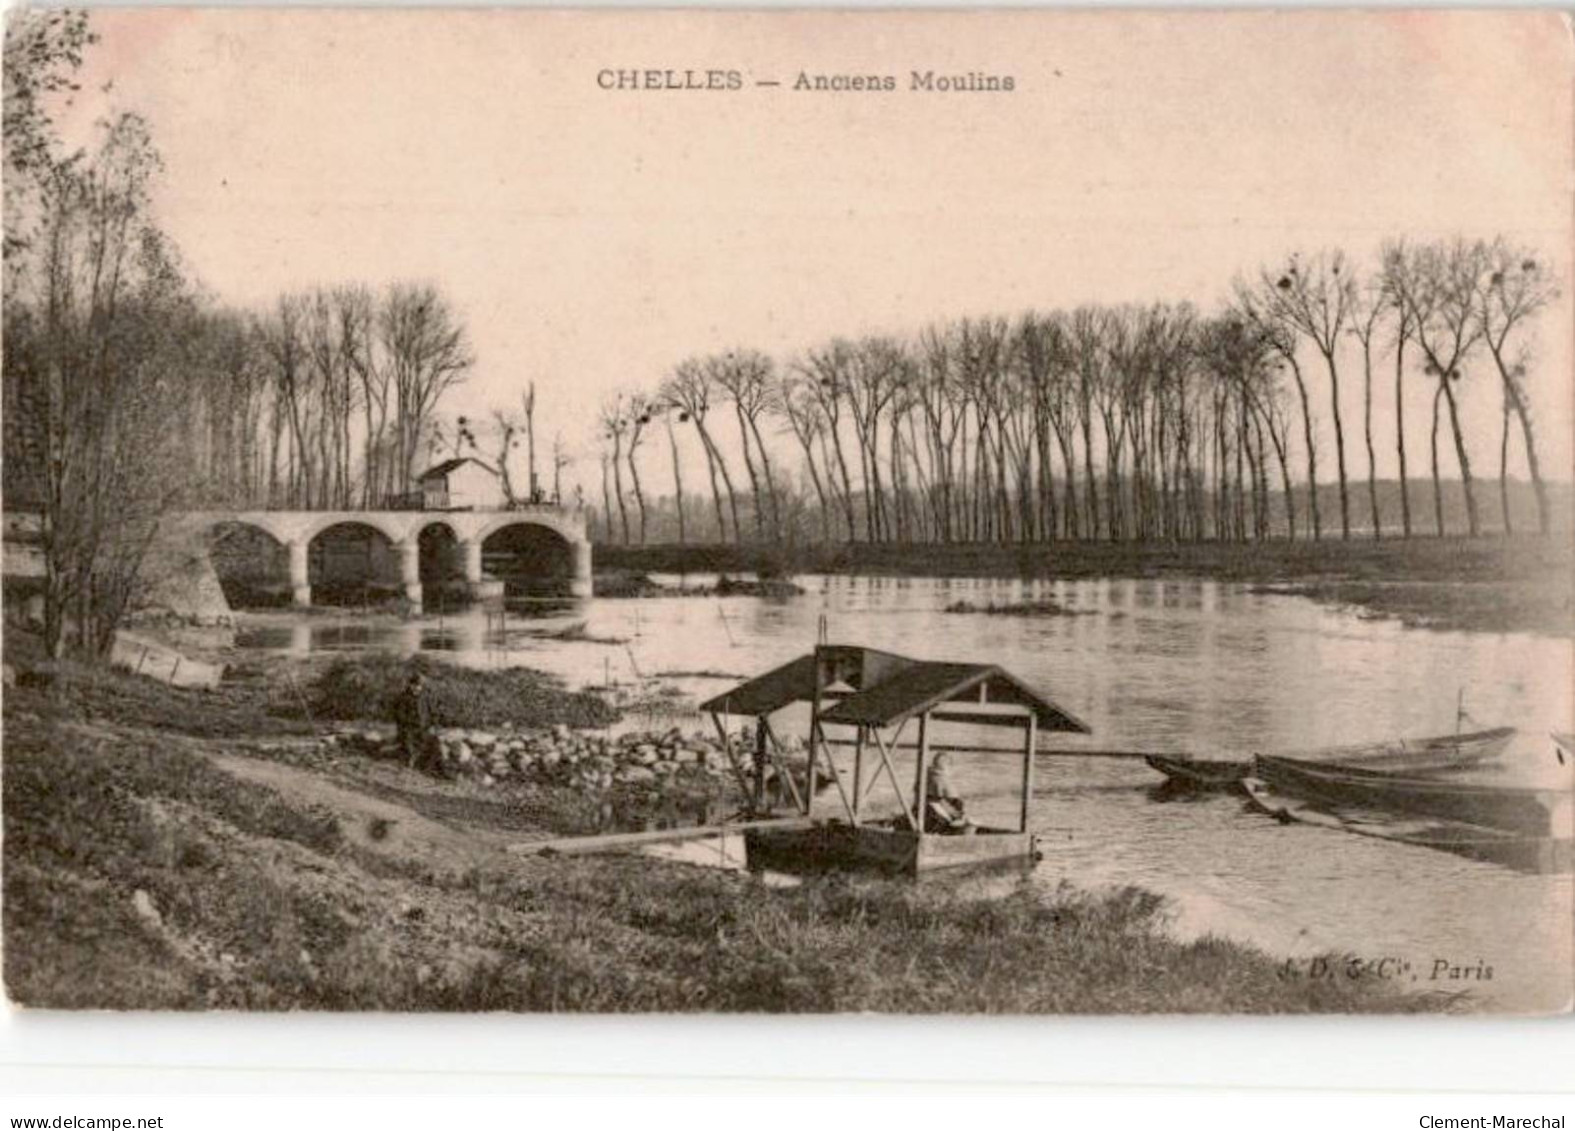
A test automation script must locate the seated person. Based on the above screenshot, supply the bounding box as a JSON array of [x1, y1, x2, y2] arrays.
[[924, 752, 975, 835]]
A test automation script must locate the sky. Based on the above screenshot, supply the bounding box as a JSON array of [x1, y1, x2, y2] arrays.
[[51, 7, 1575, 498]]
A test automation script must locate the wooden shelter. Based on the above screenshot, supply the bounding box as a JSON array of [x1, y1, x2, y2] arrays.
[[699, 645, 1090, 875]]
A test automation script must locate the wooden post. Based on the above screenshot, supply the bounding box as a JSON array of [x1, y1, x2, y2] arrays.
[[806, 646, 823, 814], [913, 711, 931, 837], [1021, 714, 1037, 833], [851, 726, 865, 822], [754, 717, 768, 813], [709, 711, 754, 804]]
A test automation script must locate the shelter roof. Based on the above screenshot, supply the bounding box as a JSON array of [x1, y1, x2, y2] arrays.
[[700, 646, 1089, 734]]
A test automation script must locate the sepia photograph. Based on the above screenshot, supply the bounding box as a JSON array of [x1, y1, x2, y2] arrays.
[[2, 6, 1571, 1020]]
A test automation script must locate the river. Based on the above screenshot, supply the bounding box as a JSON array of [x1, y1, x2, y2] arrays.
[[232, 574, 1574, 1013]]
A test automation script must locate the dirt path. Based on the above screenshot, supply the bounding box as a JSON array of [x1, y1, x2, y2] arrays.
[[209, 750, 521, 877]]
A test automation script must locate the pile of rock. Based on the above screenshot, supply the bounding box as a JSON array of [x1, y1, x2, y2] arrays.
[[321, 722, 796, 795]]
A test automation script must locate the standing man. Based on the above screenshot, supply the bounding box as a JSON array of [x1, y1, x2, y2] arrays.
[[396, 670, 435, 772]]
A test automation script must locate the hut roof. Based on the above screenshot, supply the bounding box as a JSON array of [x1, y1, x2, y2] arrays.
[[697, 645, 913, 717], [699, 646, 1089, 734]]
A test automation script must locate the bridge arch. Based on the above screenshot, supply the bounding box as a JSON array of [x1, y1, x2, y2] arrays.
[[481, 521, 572, 598], [205, 519, 291, 607], [306, 520, 404, 607]]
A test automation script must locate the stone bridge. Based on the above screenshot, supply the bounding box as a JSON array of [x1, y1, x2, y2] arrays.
[[175, 505, 592, 610]]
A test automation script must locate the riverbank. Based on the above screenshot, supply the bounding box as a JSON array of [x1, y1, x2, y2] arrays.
[[597, 537, 1574, 636], [2, 650, 1453, 1013]]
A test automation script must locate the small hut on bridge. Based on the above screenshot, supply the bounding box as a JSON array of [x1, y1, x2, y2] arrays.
[[700, 644, 1090, 876], [418, 458, 505, 511]]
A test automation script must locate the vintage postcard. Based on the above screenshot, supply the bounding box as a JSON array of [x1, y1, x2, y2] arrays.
[[2, 7, 1571, 1018]]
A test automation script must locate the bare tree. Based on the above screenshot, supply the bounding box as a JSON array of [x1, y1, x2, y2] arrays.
[[379, 282, 473, 495], [1259, 251, 1356, 537], [1387, 239, 1486, 537], [776, 373, 833, 543], [1348, 281, 1386, 538], [798, 341, 861, 541], [551, 432, 570, 505], [522, 380, 538, 501], [625, 392, 654, 544], [1237, 285, 1321, 540], [488, 410, 521, 504], [708, 349, 781, 540], [663, 358, 740, 543], [660, 408, 686, 543], [7, 111, 197, 657], [1476, 239, 1558, 536], [597, 395, 629, 544]]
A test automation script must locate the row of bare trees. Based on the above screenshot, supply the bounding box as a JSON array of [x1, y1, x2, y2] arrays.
[[592, 237, 1557, 547], [179, 282, 473, 510]]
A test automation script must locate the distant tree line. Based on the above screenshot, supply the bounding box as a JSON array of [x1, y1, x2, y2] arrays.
[[592, 241, 1559, 547]]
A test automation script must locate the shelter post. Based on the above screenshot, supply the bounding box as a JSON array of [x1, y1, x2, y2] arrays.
[[851, 726, 865, 822], [913, 711, 931, 837], [1021, 714, 1037, 833], [754, 720, 768, 813]]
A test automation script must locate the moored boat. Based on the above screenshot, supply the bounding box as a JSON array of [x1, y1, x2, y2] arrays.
[[1241, 777, 1573, 875], [1252, 754, 1571, 837], [1144, 726, 1515, 790]]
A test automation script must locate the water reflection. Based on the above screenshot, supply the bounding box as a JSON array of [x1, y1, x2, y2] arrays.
[[228, 574, 1573, 1010]]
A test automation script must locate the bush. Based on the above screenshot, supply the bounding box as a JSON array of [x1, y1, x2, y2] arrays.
[[311, 655, 617, 730]]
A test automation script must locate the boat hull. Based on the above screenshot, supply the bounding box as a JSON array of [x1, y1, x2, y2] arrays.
[[745, 821, 1039, 877], [1253, 755, 1571, 837], [1242, 777, 1573, 875], [1145, 727, 1516, 789]]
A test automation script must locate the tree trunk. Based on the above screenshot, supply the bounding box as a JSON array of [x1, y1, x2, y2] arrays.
[[610, 430, 629, 545], [745, 412, 782, 541], [626, 437, 647, 546], [1394, 336, 1412, 538], [696, 420, 742, 544], [1438, 377, 1479, 537], [1499, 400, 1513, 538], [1429, 384, 1446, 538], [665, 417, 686, 544], [694, 423, 727, 542], [734, 404, 765, 540], [1321, 352, 1352, 540], [599, 455, 613, 542], [1286, 355, 1321, 540], [1488, 349, 1551, 536], [1361, 346, 1381, 540]]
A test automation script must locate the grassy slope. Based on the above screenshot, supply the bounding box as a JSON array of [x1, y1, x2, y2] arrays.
[[2, 668, 1451, 1014]]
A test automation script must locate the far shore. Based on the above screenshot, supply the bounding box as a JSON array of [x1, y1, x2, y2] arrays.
[[594, 536, 1574, 637]]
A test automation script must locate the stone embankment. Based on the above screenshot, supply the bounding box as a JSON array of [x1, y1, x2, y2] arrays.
[[322, 722, 800, 796]]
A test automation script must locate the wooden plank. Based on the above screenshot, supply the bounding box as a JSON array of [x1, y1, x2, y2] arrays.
[[820, 738, 1157, 760], [520, 816, 816, 856], [754, 716, 769, 813], [851, 726, 865, 821], [810, 719, 858, 823], [871, 726, 918, 831], [710, 712, 756, 804], [760, 717, 806, 814]]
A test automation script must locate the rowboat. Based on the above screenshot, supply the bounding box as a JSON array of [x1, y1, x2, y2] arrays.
[[1251, 754, 1571, 837], [1241, 777, 1573, 875], [1144, 726, 1515, 790]]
